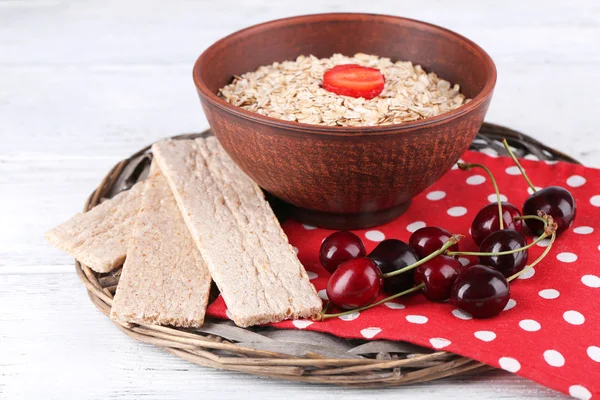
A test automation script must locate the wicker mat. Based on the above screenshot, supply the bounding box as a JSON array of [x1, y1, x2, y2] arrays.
[[75, 122, 578, 387]]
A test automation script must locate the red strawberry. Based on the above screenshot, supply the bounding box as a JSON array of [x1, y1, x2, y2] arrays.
[[322, 64, 385, 100]]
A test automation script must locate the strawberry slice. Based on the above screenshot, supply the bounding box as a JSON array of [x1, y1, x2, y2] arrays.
[[322, 64, 385, 100]]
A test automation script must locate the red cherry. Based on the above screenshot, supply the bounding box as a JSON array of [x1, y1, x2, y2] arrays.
[[471, 202, 522, 246], [326, 257, 381, 310], [523, 186, 576, 235], [368, 239, 418, 294], [451, 264, 510, 318], [500, 139, 576, 235], [409, 226, 459, 259], [322, 64, 385, 100], [479, 229, 528, 277], [414, 255, 462, 302], [319, 231, 366, 273]]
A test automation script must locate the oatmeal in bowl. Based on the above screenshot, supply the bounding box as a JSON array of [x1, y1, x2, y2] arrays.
[[193, 13, 496, 229], [219, 53, 469, 127]]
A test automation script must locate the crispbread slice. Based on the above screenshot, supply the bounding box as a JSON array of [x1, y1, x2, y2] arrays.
[[110, 170, 211, 327], [153, 137, 322, 328], [45, 180, 145, 273]]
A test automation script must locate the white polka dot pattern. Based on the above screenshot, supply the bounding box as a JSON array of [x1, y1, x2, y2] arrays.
[[405, 315, 428, 324], [384, 302, 405, 310], [360, 327, 381, 339], [543, 350, 565, 367], [447, 206, 467, 217], [587, 346, 600, 362], [292, 320, 313, 329], [519, 319, 541, 332], [365, 230, 385, 242], [527, 186, 543, 195], [487, 193, 508, 203], [563, 310, 585, 325], [503, 299, 517, 311], [499, 357, 521, 372], [426, 190, 446, 200], [338, 312, 360, 321], [474, 331, 496, 342], [573, 226, 594, 235], [536, 238, 551, 247], [582, 274, 600, 288], [557, 252, 578, 263], [406, 221, 426, 233], [569, 385, 592, 400], [567, 175, 586, 187], [452, 309, 472, 320], [517, 268, 535, 279], [505, 166, 522, 175], [466, 175, 486, 185], [538, 289, 560, 299], [429, 338, 451, 349]]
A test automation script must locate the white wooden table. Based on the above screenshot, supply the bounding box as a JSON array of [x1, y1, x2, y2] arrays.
[[1, 1, 597, 398]]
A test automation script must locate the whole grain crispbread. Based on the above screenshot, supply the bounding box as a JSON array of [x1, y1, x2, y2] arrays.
[[45, 180, 145, 273], [152, 138, 322, 328], [110, 170, 211, 328]]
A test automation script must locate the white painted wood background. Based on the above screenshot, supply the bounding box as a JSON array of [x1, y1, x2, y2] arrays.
[[1, 0, 598, 398]]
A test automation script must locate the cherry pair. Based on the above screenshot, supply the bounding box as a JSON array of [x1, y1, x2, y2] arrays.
[[319, 231, 421, 309], [408, 226, 514, 316], [367, 236, 461, 302], [469, 139, 576, 243], [459, 162, 530, 278], [501, 139, 576, 235], [409, 224, 527, 316]]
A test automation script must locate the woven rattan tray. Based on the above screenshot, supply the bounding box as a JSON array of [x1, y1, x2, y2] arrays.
[[76, 122, 579, 387]]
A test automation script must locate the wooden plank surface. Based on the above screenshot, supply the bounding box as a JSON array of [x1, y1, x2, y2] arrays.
[[2, 0, 597, 398]]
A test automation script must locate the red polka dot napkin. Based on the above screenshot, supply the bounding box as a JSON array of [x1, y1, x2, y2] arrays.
[[207, 151, 600, 399]]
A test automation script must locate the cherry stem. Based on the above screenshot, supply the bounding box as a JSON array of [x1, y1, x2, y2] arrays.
[[448, 232, 548, 257], [314, 301, 331, 321], [508, 231, 556, 282], [502, 138, 537, 193], [381, 236, 462, 279], [447, 215, 550, 257], [318, 283, 425, 320], [514, 215, 546, 223], [458, 162, 504, 230]]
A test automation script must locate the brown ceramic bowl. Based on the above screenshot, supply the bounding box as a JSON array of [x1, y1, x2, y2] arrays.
[[193, 13, 497, 229]]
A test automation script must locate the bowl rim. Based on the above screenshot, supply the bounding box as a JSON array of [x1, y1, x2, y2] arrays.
[[193, 12, 497, 137]]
